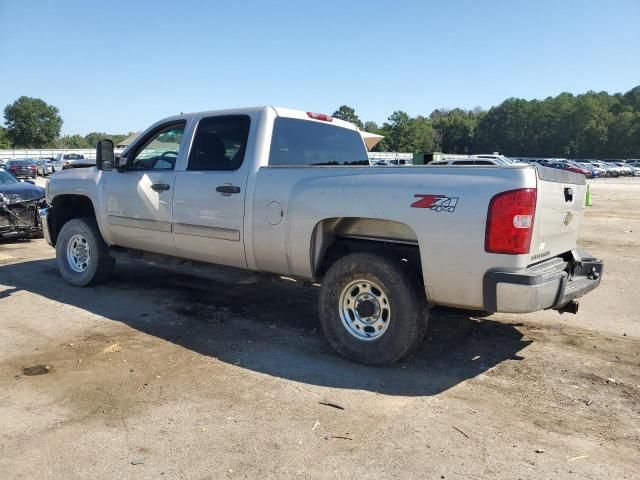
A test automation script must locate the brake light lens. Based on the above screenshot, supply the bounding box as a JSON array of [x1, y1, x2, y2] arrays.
[[306, 112, 333, 122], [485, 188, 537, 254]]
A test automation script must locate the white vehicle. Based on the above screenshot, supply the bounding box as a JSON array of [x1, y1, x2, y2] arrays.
[[472, 154, 521, 164], [54, 153, 95, 170], [612, 162, 634, 176], [430, 154, 516, 166], [40, 106, 603, 365]]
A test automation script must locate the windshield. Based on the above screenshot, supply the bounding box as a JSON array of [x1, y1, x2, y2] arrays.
[[0, 170, 20, 185]]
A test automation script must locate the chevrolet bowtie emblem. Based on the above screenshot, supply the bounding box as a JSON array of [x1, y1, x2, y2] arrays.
[[563, 211, 574, 226]]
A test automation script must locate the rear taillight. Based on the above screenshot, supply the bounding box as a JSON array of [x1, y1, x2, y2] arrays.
[[306, 112, 333, 122], [485, 188, 537, 255]]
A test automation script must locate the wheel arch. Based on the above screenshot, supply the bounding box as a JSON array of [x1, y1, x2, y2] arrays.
[[310, 217, 424, 282], [49, 194, 98, 246]]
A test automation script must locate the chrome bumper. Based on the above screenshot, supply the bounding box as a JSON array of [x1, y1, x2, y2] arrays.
[[39, 207, 54, 246], [483, 250, 603, 314]]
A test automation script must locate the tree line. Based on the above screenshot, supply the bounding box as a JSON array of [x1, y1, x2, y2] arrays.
[[333, 85, 640, 159], [0, 96, 131, 149], [2, 86, 640, 158]]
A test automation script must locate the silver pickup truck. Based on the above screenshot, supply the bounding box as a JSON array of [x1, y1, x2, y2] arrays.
[[40, 106, 603, 365]]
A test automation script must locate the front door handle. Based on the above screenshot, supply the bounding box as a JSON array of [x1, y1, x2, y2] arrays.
[[151, 183, 170, 192], [216, 185, 241, 195]]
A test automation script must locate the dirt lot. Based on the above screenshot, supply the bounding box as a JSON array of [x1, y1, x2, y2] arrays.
[[1, 179, 639, 479]]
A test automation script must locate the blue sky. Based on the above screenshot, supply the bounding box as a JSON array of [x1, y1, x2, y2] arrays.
[[1, 0, 638, 135]]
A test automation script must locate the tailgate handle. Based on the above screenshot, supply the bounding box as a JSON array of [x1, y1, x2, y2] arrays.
[[564, 187, 573, 202]]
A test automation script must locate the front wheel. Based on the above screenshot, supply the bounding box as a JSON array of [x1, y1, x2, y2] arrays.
[[319, 252, 428, 365], [56, 218, 114, 286]]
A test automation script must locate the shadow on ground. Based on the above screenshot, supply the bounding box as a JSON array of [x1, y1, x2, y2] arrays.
[[0, 258, 532, 396]]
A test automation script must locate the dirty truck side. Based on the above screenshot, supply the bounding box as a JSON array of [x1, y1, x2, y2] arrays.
[[40, 106, 603, 365]]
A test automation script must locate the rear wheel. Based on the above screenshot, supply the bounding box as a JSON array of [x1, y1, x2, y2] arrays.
[[56, 218, 114, 286], [319, 252, 428, 365]]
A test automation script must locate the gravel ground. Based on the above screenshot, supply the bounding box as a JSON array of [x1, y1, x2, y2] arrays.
[[0, 178, 639, 479]]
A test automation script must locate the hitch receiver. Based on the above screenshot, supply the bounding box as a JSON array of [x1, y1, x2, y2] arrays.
[[555, 300, 579, 315]]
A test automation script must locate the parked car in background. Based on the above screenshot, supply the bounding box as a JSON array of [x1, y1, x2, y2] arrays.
[[34, 159, 56, 176], [431, 158, 501, 166], [54, 153, 95, 170], [605, 162, 626, 176], [0, 168, 45, 239], [588, 161, 618, 177], [531, 159, 553, 166], [548, 161, 590, 177], [565, 161, 598, 178], [4, 159, 37, 179], [575, 162, 605, 178], [612, 162, 634, 176], [472, 154, 522, 164]]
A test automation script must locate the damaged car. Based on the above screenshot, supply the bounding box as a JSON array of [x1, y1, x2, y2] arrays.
[[0, 169, 46, 240]]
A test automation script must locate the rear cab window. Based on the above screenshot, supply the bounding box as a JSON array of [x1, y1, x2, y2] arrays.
[[269, 118, 368, 166]]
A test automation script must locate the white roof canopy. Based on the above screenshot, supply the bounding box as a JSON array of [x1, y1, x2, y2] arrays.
[[360, 131, 384, 150]]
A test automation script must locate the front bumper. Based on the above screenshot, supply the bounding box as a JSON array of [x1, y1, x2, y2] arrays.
[[483, 249, 603, 313], [0, 198, 44, 238], [39, 207, 54, 246]]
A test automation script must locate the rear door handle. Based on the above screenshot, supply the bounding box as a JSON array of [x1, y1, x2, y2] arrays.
[[216, 185, 241, 195], [151, 183, 170, 192]]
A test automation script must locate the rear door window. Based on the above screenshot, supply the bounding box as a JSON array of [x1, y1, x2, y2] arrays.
[[269, 118, 368, 166], [187, 115, 251, 171]]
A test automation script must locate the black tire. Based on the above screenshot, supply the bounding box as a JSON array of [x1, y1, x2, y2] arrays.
[[56, 217, 114, 286], [319, 252, 428, 366]]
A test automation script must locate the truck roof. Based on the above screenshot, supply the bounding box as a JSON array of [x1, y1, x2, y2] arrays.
[[157, 106, 359, 131]]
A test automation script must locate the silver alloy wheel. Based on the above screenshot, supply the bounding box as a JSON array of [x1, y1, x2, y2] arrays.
[[66, 234, 91, 273], [339, 279, 391, 341]]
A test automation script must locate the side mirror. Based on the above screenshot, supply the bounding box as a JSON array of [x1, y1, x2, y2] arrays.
[[23, 179, 35, 185], [115, 154, 128, 171], [96, 139, 115, 171]]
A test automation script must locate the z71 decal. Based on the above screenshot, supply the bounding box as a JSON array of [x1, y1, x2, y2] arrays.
[[411, 194, 459, 212]]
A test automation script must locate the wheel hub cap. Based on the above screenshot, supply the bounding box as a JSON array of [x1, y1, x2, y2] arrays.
[[339, 280, 391, 341], [66, 234, 91, 273]]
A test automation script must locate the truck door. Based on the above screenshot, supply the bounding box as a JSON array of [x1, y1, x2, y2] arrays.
[[103, 121, 186, 256], [171, 114, 252, 268]]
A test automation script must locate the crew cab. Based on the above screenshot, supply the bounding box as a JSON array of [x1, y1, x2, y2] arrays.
[[40, 107, 603, 365]]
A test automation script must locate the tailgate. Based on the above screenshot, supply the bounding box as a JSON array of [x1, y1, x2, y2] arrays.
[[529, 166, 586, 263]]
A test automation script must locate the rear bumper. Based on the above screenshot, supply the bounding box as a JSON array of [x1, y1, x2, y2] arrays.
[[483, 249, 603, 313]]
